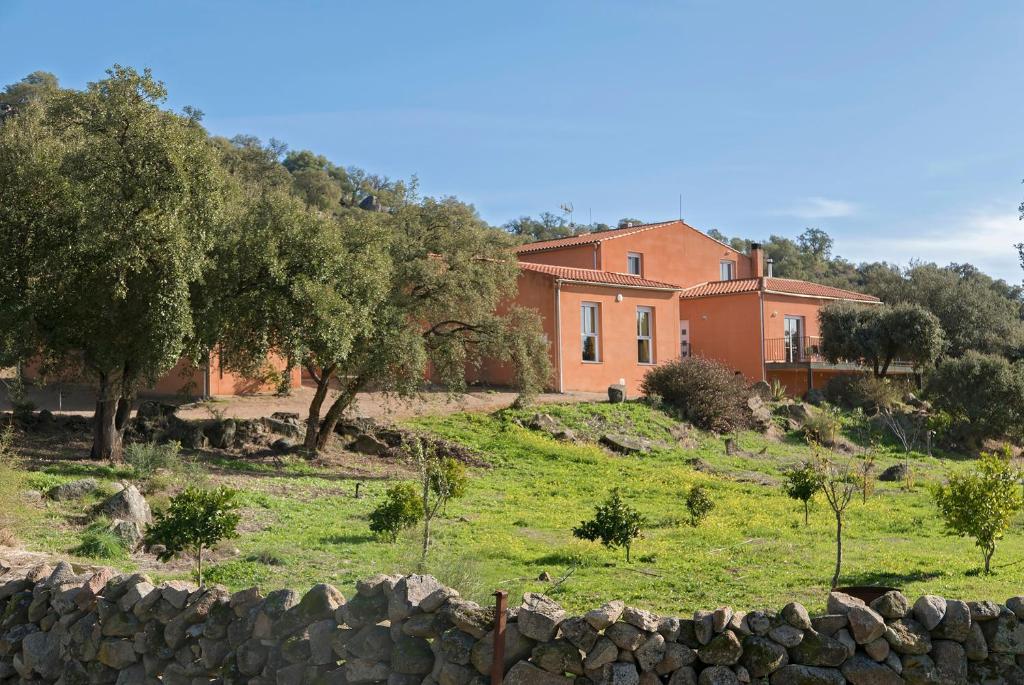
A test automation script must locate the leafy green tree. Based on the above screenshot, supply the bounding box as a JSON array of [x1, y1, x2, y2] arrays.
[[934, 451, 1024, 574], [817, 454, 857, 588], [0, 71, 59, 110], [0, 66, 225, 460], [369, 482, 423, 542], [926, 351, 1024, 443], [685, 484, 715, 526], [573, 488, 645, 562], [617, 217, 645, 228], [409, 439, 468, 562], [145, 486, 241, 585], [504, 212, 575, 242], [819, 303, 944, 376], [786, 460, 823, 525]]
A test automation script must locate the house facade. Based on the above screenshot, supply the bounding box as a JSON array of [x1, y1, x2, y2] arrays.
[[480, 220, 885, 397]]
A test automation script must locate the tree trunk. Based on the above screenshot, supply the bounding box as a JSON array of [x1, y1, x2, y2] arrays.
[[804, 501, 809, 526], [831, 514, 843, 588], [197, 544, 204, 586], [314, 382, 360, 453], [625, 543, 631, 563], [421, 473, 431, 565], [304, 368, 332, 453], [984, 546, 993, 574], [91, 373, 130, 462]]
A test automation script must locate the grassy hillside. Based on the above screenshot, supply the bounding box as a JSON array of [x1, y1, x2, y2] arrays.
[[2, 401, 1021, 615]]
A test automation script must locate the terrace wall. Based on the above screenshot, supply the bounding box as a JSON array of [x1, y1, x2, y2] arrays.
[[1, 560, 1021, 684]]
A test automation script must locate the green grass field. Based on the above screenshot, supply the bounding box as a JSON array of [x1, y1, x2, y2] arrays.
[[3, 401, 1021, 615]]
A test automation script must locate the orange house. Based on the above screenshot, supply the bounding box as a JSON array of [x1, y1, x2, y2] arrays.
[[479, 220, 891, 397]]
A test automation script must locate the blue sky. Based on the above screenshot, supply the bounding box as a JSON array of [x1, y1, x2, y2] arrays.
[[4, 1, 1022, 280]]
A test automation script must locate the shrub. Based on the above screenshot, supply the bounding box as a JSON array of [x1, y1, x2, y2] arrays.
[[0, 424, 19, 468], [369, 482, 423, 542], [145, 486, 241, 585], [926, 351, 1024, 444], [825, 374, 901, 413], [769, 379, 788, 402], [934, 450, 1024, 574], [124, 441, 182, 479], [802, 405, 841, 445], [785, 461, 823, 525], [573, 488, 645, 562], [641, 357, 750, 432], [685, 485, 715, 526]]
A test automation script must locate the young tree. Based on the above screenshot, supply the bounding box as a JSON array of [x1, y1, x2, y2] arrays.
[[934, 451, 1024, 574], [819, 303, 944, 377], [817, 454, 858, 588], [145, 486, 241, 585], [685, 485, 715, 526], [0, 66, 225, 460], [410, 439, 468, 563], [573, 488, 645, 562], [785, 461, 823, 525]]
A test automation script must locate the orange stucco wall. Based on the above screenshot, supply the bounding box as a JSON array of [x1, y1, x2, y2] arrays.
[[678, 291, 764, 381], [517, 243, 598, 270], [762, 293, 825, 355], [473, 269, 558, 389], [597, 223, 753, 286], [555, 283, 679, 395]]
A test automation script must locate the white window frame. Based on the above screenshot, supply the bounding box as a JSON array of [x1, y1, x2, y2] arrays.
[[627, 252, 643, 276], [636, 306, 654, 365], [581, 302, 600, 363], [720, 260, 735, 281]]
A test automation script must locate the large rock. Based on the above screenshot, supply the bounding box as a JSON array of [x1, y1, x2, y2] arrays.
[[471, 623, 535, 674], [848, 605, 886, 644], [600, 433, 651, 455], [769, 664, 845, 685], [788, 631, 848, 667], [608, 384, 626, 404], [698, 630, 743, 666], [585, 600, 625, 630], [840, 654, 903, 685], [883, 619, 931, 655], [979, 608, 1024, 654], [741, 636, 788, 677], [518, 593, 566, 642], [931, 640, 967, 684], [870, 591, 909, 620], [899, 653, 938, 684], [826, 591, 866, 615], [100, 484, 152, 525], [877, 464, 909, 482], [532, 639, 584, 675], [781, 602, 812, 630], [108, 519, 144, 552], [931, 599, 971, 641], [698, 665, 740, 685], [912, 595, 946, 631], [48, 478, 98, 501], [503, 661, 574, 684]]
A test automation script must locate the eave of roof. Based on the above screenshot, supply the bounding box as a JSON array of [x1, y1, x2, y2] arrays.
[[518, 261, 682, 291], [679, 277, 880, 303], [513, 219, 742, 255]]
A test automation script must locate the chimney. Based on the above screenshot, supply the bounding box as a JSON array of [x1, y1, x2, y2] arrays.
[[766, 257, 774, 278], [750, 242, 765, 278]]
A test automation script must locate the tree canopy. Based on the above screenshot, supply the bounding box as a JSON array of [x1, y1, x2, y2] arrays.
[[0, 66, 225, 460], [819, 303, 944, 376]]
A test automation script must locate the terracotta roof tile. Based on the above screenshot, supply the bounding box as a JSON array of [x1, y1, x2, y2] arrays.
[[513, 220, 682, 253], [680, 277, 880, 302], [518, 262, 682, 290]]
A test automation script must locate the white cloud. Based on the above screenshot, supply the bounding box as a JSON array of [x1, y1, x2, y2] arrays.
[[775, 197, 858, 219], [839, 210, 1024, 282]]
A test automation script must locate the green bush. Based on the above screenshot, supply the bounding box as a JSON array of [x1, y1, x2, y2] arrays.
[[825, 374, 902, 413], [369, 482, 423, 542], [934, 450, 1024, 573], [785, 461, 823, 525], [802, 405, 841, 445], [573, 488, 645, 562], [124, 441, 182, 479], [685, 485, 715, 527], [641, 357, 751, 432], [145, 486, 241, 585], [926, 351, 1024, 444]]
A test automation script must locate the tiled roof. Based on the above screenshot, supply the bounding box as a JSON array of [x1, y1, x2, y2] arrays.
[[679, 277, 880, 302], [518, 262, 682, 290], [513, 220, 683, 253]]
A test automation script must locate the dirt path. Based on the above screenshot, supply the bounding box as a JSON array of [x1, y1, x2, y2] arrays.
[[1, 379, 605, 421]]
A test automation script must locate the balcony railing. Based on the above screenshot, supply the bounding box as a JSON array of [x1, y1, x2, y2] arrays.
[[765, 336, 824, 364]]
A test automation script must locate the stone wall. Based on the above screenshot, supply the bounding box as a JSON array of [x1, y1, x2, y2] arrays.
[[1, 561, 1023, 685]]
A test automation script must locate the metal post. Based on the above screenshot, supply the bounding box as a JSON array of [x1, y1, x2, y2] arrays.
[[491, 590, 508, 685]]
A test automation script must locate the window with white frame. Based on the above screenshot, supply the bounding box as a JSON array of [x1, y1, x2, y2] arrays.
[[636, 306, 654, 364], [581, 302, 600, 362], [720, 260, 735, 281], [627, 252, 643, 276]]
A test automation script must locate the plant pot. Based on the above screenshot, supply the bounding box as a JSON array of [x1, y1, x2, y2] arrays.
[[834, 585, 899, 604]]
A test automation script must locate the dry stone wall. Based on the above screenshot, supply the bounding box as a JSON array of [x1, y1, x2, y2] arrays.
[[2, 560, 1023, 685]]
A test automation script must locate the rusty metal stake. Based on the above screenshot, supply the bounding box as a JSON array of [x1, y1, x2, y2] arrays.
[[491, 590, 508, 685]]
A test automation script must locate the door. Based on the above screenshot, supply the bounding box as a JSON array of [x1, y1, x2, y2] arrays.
[[679, 320, 690, 358], [783, 316, 803, 362]]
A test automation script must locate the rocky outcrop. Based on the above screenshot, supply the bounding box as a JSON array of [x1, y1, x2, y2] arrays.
[[0, 566, 1022, 685]]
